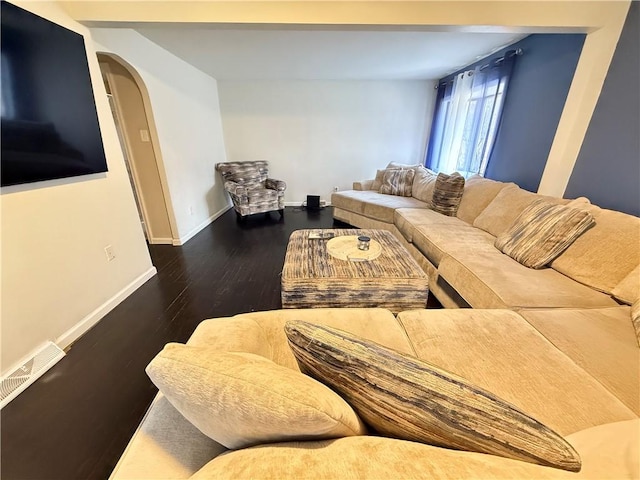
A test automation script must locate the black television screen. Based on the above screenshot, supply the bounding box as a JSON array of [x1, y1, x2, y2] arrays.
[[1, 1, 107, 187]]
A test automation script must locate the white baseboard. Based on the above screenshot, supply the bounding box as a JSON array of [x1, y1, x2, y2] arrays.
[[56, 266, 157, 350], [173, 205, 232, 246], [148, 237, 173, 245]]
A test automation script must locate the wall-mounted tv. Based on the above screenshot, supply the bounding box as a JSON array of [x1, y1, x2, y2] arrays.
[[1, 1, 107, 187]]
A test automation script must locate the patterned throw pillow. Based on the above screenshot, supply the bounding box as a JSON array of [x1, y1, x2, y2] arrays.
[[379, 168, 415, 197], [430, 172, 465, 216], [495, 200, 595, 269], [285, 321, 581, 472], [632, 300, 640, 348]]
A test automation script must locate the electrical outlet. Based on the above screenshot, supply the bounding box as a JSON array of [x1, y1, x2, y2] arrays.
[[104, 245, 116, 262]]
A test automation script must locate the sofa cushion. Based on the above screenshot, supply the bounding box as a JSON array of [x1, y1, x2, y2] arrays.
[[379, 168, 415, 196], [519, 306, 639, 415], [550, 204, 640, 297], [285, 321, 580, 471], [431, 172, 465, 216], [394, 207, 467, 244], [146, 346, 366, 450], [456, 175, 511, 225], [473, 185, 570, 237], [189, 308, 415, 370], [612, 265, 640, 305], [411, 222, 495, 268], [495, 200, 595, 269], [438, 249, 618, 309], [331, 190, 427, 224], [396, 309, 637, 436], [191, 435, 584, 480], [411, 166, 438, 203]]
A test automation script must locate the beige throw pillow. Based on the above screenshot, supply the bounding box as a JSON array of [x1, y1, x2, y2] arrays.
[[411, 166, 438, 203], [430, 172, 465, 216], [379, 168, 415, 196], [495, 200, 595, 269], [146, 344, 366, 449], [285, 321, 581, 472], [632, 300, 640, 348]]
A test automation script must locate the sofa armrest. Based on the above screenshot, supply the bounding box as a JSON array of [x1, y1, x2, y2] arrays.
[[353, 179, 375, 191], [266, 178, 287, 192]]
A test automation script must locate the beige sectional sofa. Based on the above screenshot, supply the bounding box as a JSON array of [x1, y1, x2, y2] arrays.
[[112, 308, 639, 480], [111, 166, 639, 479], [332, 167, 639, 311]]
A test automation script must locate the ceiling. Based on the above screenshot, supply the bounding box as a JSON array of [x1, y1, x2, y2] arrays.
[[134, 27, 526, 81]]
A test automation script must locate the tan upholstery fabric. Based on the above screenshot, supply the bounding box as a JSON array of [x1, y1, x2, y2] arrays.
[[438, 249, 618, 309], [286, 321, 580, 471], [565, 420, 640, 480], [473, 185, 569, 237], [411, 166, 438, 203], [331, 190, 427, 224], [393, 207, 468, 244], [379, 168, 415, 196], [431, 172, 465, 216], [190, 308, 415, 370], [456, 175, 511, 225], [371, 169, 388, 191], [146, 346, 366, 449], [550, 204, 640, 296], [192, 435, 583, 480], [110, 394, 226, 480], [632, 300, 640, 348], [352, 179, 374, 191], [612, 265, 640, 305], [519, 307, 639, 414], [495, 200, 595, 269], [411, 223, 495, 268], [396, 309, 637, 436]]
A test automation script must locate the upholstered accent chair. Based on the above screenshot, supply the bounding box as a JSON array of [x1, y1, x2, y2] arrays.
[[215, 161, 286, 221]]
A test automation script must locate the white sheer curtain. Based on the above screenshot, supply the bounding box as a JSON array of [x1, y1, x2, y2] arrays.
[[426, 50, 517, 177]]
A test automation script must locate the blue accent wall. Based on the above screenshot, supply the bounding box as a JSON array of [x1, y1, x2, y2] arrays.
[[565, 3, 639, 216], [437, 34, 585, 192]]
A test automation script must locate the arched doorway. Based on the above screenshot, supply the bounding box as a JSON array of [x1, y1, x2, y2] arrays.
[[97, 53, 177, 244]]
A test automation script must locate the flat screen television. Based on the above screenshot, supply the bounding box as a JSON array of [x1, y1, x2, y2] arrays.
[[1, 0, 107, 187]]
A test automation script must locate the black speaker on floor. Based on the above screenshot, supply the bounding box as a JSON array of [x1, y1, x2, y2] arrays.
[[306, 195, 321, 211]]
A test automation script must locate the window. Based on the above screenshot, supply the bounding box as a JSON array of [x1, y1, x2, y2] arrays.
[[425, 50, 518, 177]]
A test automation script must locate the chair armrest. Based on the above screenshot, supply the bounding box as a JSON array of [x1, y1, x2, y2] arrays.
[[265, 178, 287, 192], [224, 180, 246, 197], [353, 179, 375, 191]]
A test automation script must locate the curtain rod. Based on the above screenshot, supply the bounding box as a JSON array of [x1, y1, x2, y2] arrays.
[[435, 48, 523, 88]]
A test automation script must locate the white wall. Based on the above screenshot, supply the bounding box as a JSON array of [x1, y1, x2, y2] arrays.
[[218, 80, 435, 204], [91, 28, 230, 244], [1, 2, 155, 374]]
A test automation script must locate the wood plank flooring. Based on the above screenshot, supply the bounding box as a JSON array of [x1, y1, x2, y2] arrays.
[[1, 206, 439, 479]]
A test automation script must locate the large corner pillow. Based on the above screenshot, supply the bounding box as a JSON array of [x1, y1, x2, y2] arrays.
[[284, 320, 581, 472], [495, 199, 595, 269], [379, 168, 415, 196], [146, 343, 367, 449], [430, 172, 465, 216]]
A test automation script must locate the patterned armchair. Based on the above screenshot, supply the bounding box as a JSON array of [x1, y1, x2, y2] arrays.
[[215, 161, 286, 220]]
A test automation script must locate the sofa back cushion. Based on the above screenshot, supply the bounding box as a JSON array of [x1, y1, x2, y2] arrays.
[[216, 161, 269, 189], [550, 204, 640, 297], [612, 265, 640, 305], [456, 176, 511, 225], [411, 166, 438, 203], [473, 185, 569, 237]]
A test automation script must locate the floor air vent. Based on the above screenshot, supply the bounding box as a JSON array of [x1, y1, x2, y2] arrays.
[[1, 342, 65, 409]]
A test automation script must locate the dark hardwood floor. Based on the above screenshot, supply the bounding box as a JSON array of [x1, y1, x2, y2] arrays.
[[1, 206, 439, 479]]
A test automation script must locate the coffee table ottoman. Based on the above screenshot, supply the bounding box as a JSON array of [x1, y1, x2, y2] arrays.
[[281, 229, 428, 313]]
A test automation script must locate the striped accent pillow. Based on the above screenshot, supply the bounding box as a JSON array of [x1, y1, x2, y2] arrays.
[[495, 200, 595, 269], [379, 168, 415, 197], [632, 300, 640, 348], [430, 172, 465, 216]]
